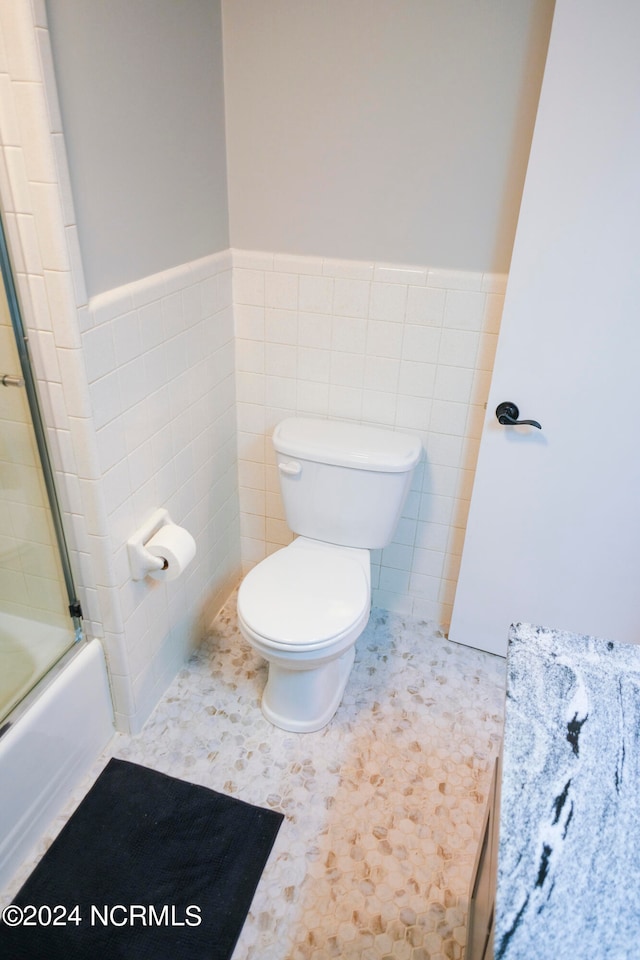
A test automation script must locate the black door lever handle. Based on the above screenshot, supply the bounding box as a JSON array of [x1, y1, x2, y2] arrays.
[[496, 401, 541, 429]]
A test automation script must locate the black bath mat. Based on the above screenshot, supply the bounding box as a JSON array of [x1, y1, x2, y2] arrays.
[[0, 758, 284, 960]]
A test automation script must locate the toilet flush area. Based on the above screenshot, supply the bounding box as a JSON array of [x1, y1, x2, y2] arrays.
[[237, 418, 422, 732]]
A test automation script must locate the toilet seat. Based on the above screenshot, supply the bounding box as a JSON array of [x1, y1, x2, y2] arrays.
[[238, 544, 369, 649]]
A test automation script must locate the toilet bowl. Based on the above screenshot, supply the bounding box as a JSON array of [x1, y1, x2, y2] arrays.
[[237, 416, 422, 732], [237, 538, 370, 732]]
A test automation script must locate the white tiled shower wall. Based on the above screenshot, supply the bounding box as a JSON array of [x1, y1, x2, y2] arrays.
[[0, 2, 98, 636], [0, 292, 70, 627], [233, 249, 505, 626]]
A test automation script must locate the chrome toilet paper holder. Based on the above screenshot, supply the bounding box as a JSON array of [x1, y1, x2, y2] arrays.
[[127, 508, 172, 581]]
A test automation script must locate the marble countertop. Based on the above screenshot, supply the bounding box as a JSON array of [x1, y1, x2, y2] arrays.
[[494, 622, 640, 959]]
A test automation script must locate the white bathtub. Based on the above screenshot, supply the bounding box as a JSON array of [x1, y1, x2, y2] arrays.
[[0, 638, 114, 890]]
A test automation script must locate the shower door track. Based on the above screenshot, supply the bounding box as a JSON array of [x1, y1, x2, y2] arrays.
[[0, 213, 83, 637]]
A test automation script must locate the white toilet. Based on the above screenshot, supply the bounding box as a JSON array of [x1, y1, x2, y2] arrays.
[[237, 417, 422, 733]]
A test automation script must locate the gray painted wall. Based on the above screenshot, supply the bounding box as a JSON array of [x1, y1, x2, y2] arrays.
[[47, 0, 554, 293], [46, 0, 229, 296], [223, 0, 554, 273]]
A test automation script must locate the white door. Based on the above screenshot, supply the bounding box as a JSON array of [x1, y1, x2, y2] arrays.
[[449, 0, 640, 657]]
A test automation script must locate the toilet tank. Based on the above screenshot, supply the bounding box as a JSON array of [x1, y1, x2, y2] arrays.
[[273, 418, 422, 549]]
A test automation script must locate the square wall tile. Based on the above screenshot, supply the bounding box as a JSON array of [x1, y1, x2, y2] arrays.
[[234, 268, 265, 305], [298, 312, 332, 349], [331, 316, 367, 354], [299, 275, 333, 314], [265, 308, 297, 345], [333, 277, 370, 318], [406, 285, 446, 325], [265, 272, 298, 310], [444, 289, 486, 330], [370, 282, 408, 323], [438, 329, 479, 368], [366, 320, 404, 359]]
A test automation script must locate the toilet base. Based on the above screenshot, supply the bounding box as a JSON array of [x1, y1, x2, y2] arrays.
[[261, 646, 356, 733]]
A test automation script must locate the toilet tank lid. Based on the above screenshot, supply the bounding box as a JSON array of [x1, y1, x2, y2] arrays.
[[273, 418, 422, 472]]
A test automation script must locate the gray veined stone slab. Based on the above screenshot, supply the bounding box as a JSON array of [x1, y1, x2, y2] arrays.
[[495, 622, 640, 959]]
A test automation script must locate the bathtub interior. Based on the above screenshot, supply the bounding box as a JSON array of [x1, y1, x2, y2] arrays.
[[0, 613, 76, 724]]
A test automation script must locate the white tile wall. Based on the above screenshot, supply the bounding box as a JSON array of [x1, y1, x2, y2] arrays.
[[233, 250, 505, 627], [85, 254, 241, 728]]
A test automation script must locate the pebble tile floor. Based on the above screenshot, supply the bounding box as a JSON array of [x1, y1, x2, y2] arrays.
[[3, 593, 506, 960]]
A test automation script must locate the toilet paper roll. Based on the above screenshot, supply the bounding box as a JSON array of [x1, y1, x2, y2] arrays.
[[145, 523, 196, 581]]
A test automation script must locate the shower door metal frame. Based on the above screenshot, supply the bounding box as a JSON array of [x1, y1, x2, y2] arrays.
[[0, 211, 83, 638]]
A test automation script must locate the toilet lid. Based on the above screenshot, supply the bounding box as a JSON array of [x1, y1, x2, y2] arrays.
[[238, 548, 369, 645]]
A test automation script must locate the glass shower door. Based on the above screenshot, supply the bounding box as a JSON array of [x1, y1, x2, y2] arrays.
[[0, 218, 80, 723]]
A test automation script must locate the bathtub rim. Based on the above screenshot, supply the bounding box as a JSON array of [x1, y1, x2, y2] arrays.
[[0, 637, 114, 893]]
